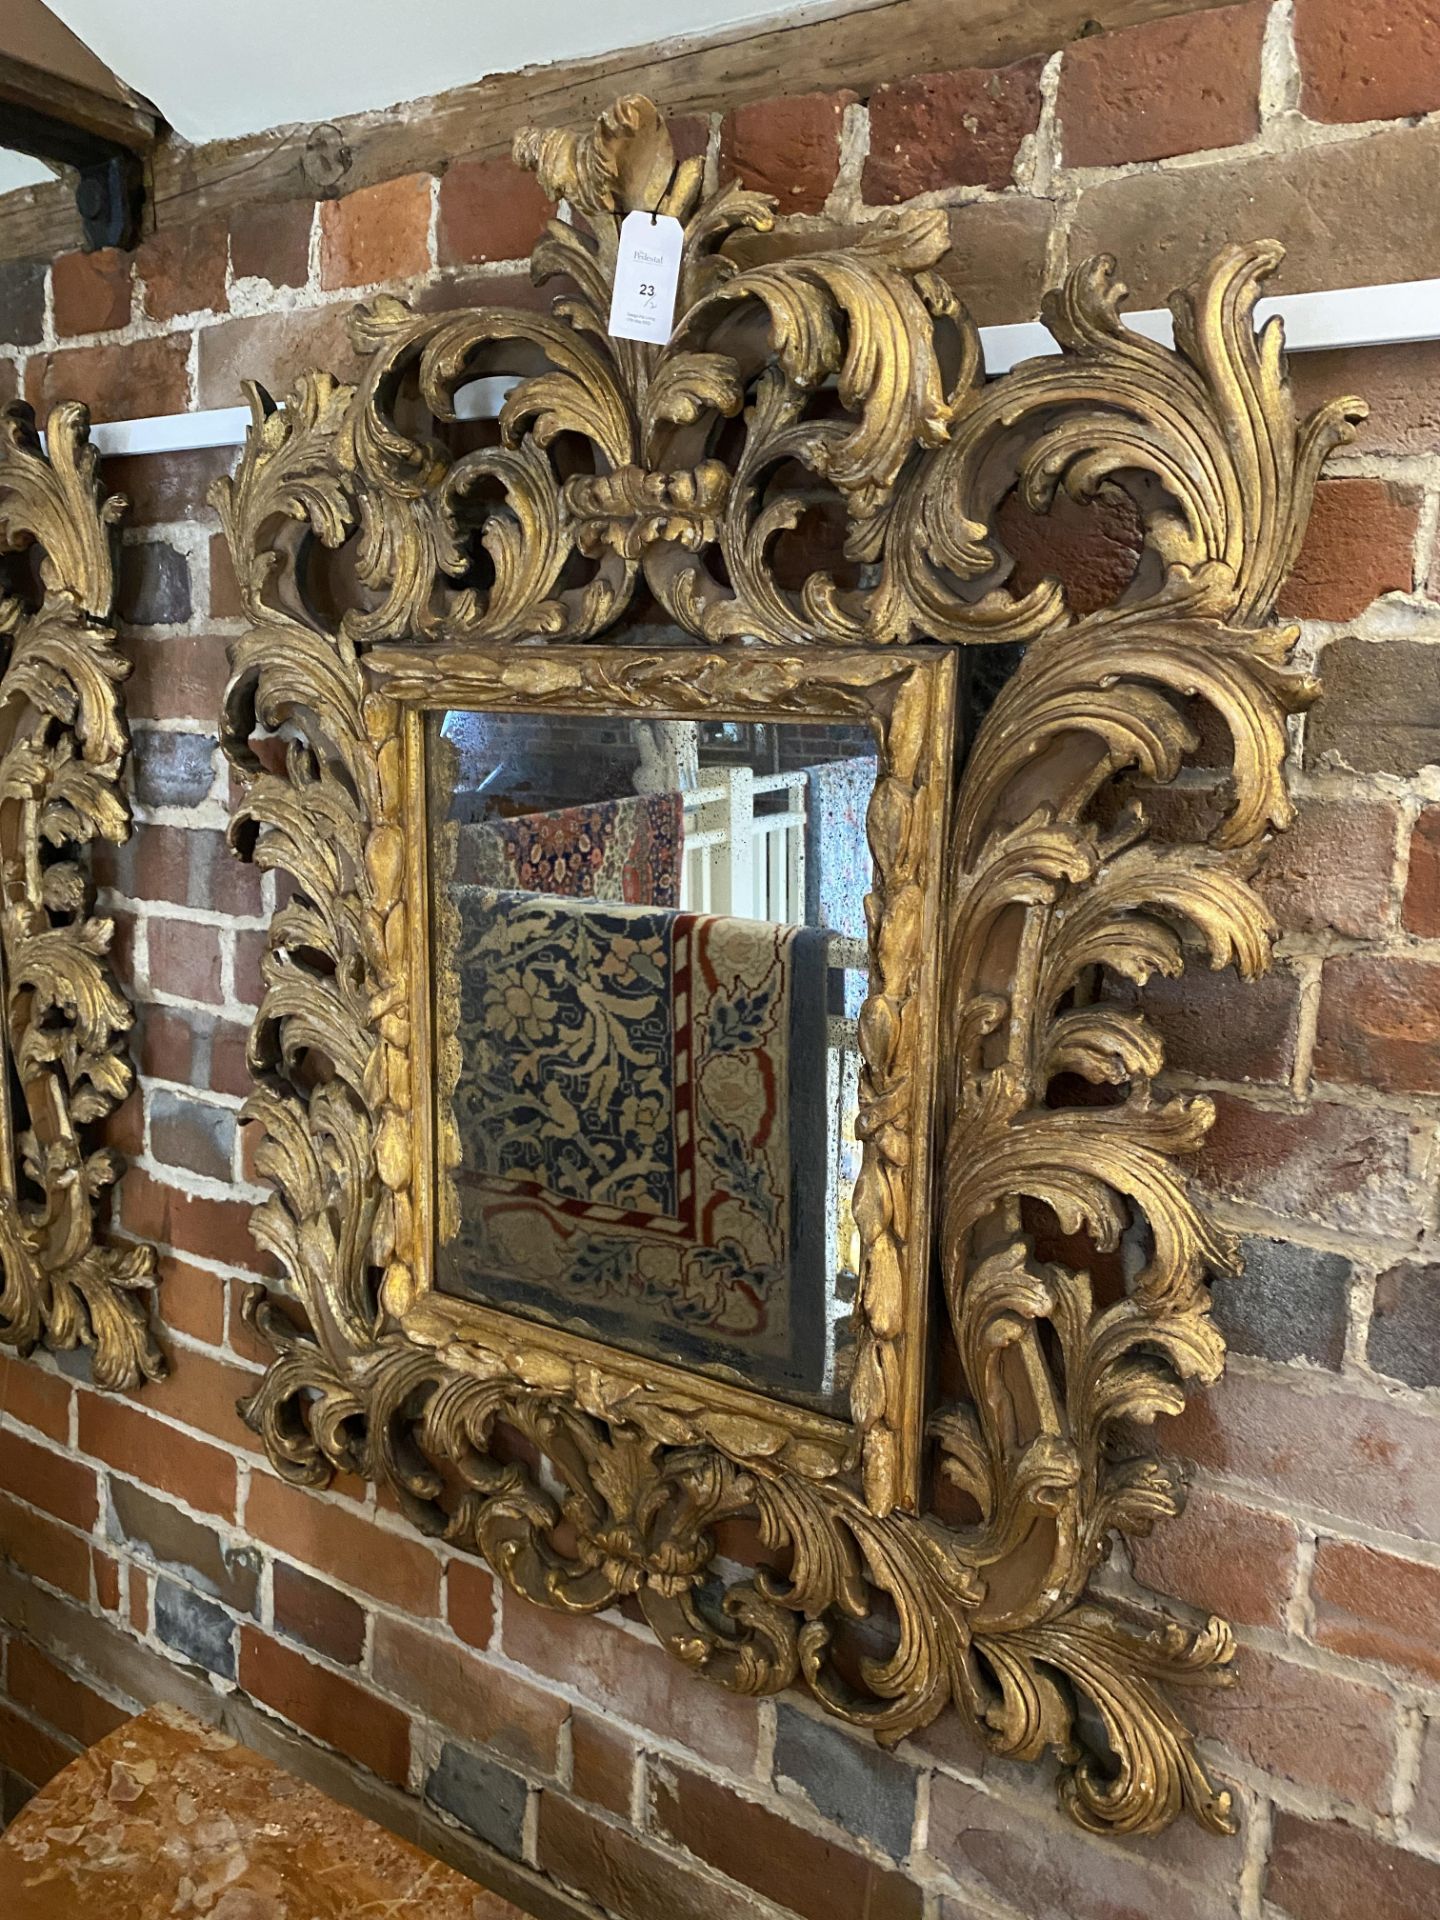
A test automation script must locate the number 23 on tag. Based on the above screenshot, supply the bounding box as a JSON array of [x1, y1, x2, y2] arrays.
[[608, 211, 684, 346]]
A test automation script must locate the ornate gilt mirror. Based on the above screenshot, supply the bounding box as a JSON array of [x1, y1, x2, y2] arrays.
[[0, 402, 159, 1389], [215, 95, 1361, 1837]]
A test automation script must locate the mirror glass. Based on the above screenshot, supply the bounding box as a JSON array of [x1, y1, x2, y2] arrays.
[[427, 707, 876, 1416]]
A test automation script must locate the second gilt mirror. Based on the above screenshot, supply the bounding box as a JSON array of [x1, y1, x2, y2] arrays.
[[215, 95, 1360, 1837]]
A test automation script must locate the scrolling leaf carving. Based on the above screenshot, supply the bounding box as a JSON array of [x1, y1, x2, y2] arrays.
[[214, 94, 1363, 1837], [0, 402, 160, 1390]]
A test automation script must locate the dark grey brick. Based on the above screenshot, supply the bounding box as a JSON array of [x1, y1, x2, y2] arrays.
[[1214, 1236, 1352, 1369], [149, 1087, 235, 1183], [0, 259, 47, 348], [154, 1577, 236, 1678], [1369, 1261, 1440, 1389], [132, 729, 216, 808], [118, 541, 192, 627], [424, 1742, 527, 1857], [108, 1480, 260, 1613], [773, 1703, 917, 1859]]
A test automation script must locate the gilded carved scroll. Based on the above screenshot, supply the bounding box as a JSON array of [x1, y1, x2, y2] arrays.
[[0, 402, 160, 1389], [214, 94, 1362, 1835]]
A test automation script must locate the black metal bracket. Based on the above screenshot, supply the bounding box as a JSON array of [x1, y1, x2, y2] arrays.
[[0, 50, 156, 252]]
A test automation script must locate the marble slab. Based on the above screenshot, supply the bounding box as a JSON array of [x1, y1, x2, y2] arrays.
[[0, 1703, 532, 1918]]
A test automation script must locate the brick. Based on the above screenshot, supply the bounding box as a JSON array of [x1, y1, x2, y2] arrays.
[[1191, 1644, 1394, 1808], [0, 258, 47, 347], [154, 1576, 236, 1677], [150, 1089, 236, 1182], [246, 1473, 440, 1614], [425, 1741, 528, 1856], [1309, 637, 1440, 775], [0, 1494, 91, 1600], [0, 1353, 71, 1442], [1315, 954, 1440, 1093], [92, 1545, 121, 1613], [51, 246, 132, 336], [319, 172, 432, 290], [1057, 1, 1266, 167], [1131, 1484, 1299, 1628], [720, 92, 855, 215], [1278, 478, 1418, 620], [0, 1699, 77, 1789], [996, 483, 1144, 620], [1405, 806, 1440, 934], [108, 1475, 259, 1611], [1217, 1235, 1351, 1368], [1192, 1093, 1421, 1237], [229, 199, 314, 288], [926, 1775, 1234, 1920], [0, 1426, 98, 1531], [649, 1762, 922, 1920], [77, 1390, 237, 1519], [210, 1019, 256, 1099], [25, 335, 192, 425], [1369, 1260, 1440, 1389], [117, 539, 192, 626], [272, 1560, 366, 1666], [1124, 961, 1298, 1085], [4, 1640, 127, 1749], [1068, 121, 1440, 305], [119, 822, 263, 917], [197, 303, 366, 409], [1269, 1809, 1440, 1919], [504, 1598, 760, 1774], [1310, 1539, 1440, 1682], [538, 1792, 781, 1920], [773, 1704, 917, 1858], [942, 196, 1051, 326], [137, 219, 229, 322], [146, 917, 223, 1003], [238, 1627, 411, 1783], [438, 155, 555, 267], [232, 928, 267, 1008], [126, 630, 230, 724], [371, 1616, 566, 1774], [863, 58, 1043, 200], [0, 360, 15, 408], [1295, 0, 1440, 125], [1168, 1365, 1440, 1542], [570, 1710, 635, 1817], [1261, 798, 1398, 939], [445, 1555, 495, 1649], [1290, 341, 1440, 458], [131, 730, 216, 808], [209, 530, 243, 618], [102, 446, 238, 526]]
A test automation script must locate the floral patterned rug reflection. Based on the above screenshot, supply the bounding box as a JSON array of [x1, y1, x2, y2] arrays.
[[440, 885, 832, 1400]]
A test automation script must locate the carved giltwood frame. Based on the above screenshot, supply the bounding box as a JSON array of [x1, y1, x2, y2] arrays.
[[0, 402, 160, 1389], [214, 96, 1361, 1835]]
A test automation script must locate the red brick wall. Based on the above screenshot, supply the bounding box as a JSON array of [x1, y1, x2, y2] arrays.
[[4, 3, 1440, 1915]]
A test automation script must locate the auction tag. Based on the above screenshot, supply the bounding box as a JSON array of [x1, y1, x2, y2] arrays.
[[608, 210, 683, 345]]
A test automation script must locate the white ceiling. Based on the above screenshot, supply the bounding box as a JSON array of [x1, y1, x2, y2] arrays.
[[0, 153, 55, 193], [38, 0, 815, 143]]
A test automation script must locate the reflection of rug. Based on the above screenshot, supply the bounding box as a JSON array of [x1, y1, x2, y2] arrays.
[[454, 792, 684, 907], [440, 886, 830, 1397]]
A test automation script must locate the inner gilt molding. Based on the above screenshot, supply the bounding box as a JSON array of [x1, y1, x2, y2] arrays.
[[213, 92, 1362, 1836]]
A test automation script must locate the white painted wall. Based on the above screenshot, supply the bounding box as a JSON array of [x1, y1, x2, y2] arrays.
[[40, 0, 815, 143]]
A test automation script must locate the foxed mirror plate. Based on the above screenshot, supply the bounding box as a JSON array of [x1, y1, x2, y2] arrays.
[[428, 708, 879, 1416]]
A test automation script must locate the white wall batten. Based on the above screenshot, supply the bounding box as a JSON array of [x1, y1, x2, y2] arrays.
[[55, 275, 1440, 460]]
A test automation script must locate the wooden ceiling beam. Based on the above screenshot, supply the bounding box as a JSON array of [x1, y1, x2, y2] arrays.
[[0, 0, 1228, 261], [0, 53, 157, 248]]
